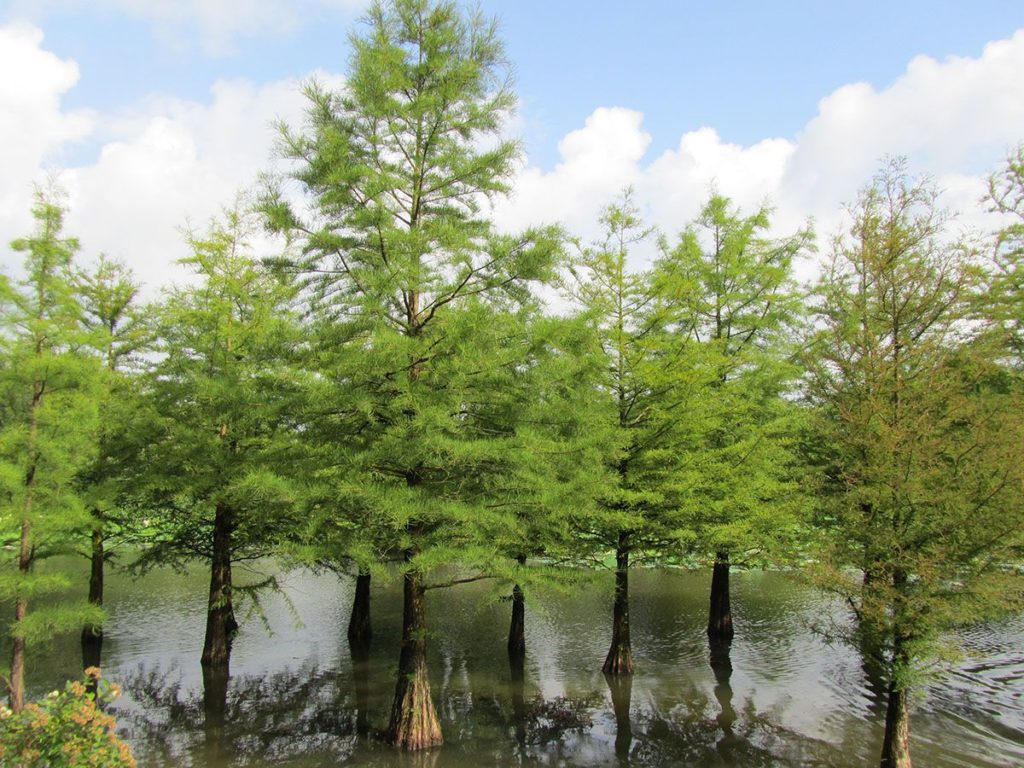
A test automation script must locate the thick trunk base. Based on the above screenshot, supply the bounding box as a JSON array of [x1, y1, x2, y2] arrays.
[[707, 552, 734, 640], [880, 682, 912, 768], [602, 535, 634, 675], [387, 568, 442, 751], [348, 571, 372, 653]]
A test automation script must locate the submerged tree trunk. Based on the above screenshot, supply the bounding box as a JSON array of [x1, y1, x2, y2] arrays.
[[707, 551, 734, 640], [603, 531, 634, 675], [9, 517, 32, 713], [510, 648, 527, 750], [386, 559, 442, 750], [202, 656, 231, 763], [348, 569, 372, 652], [605, 671, 634, 760], [709, 636, 736, 732], [508, 554, 527, 662], [201, 502, 237, 667]]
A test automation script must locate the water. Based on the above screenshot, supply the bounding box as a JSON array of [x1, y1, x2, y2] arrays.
[[10, 565, 1024, 766]]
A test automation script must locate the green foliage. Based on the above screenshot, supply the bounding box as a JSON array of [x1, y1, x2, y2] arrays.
[[0, 189, 105, 666], [266, 0, 577, 588], [135, 205, 305, 569], [805, 159, 1024, 673], [657, 193, 813, 563], [0, 670, 136, 767], [987, 144, 1024, 365], [565, 190, 705, 561]]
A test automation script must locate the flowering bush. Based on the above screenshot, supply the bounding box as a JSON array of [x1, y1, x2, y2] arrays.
[[0, 668, 136, 767]]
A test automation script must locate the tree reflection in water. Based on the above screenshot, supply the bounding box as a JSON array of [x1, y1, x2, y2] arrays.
[[113, 654, 853, 767]]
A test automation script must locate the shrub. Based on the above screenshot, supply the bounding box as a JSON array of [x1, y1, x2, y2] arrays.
[[0, 668, 135, 767]]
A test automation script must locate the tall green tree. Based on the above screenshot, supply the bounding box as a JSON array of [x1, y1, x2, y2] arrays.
[[0, 191, 102, 712], [805, 160, 1024, 768], [987, 143, 1024, 366], [75, 256, 152, 663], [264, 0, 561, 749], [659, 194, 812, 640], [566, 192, 704, 676], [137, 207, 304, 672]]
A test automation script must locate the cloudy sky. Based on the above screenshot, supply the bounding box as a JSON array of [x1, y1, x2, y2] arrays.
[[2, 0, 1023, 290]]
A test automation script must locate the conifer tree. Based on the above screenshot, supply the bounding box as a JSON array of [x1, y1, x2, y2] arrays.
[[0, 191, 102, 712], [264, 0, 561, 748], [567, 192, 706, 676], [75, 256, 152, 664], [987, 143, 1024, 367], [137, 207, 304, 671], [805, 160, 1024, 768], [659, 194, 811, 640]]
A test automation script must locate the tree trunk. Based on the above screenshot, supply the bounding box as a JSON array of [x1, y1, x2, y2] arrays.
[[508, 554, 527, 661], [201, 502, 237, 668], [82, 522, 105, 647], [386, 561, 442, 750], [9, 517, 32, 713], [880, 679, 912, 768], [707, 551, 734, 640], [602, 532, 634, 675], [348, 569, 372, 653]]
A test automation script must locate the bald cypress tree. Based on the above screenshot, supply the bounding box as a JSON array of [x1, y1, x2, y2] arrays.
[[806, 161, 1024, 768], [567, 192, 707, 676], [659, 194, 811, 641], [138, 207, 304, 671], [0, 192, 102, 712], [265, 0, 561, 748], [75, 256, 152, 664]]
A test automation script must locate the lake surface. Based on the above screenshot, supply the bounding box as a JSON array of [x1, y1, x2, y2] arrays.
[[12, 564, 1024, 767]]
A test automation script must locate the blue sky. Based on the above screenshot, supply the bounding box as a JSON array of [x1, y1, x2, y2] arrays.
[[2, 1, 1024, 287], [14, 1, 1024, 168]]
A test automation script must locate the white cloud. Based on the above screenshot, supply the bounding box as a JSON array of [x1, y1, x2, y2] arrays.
[[3, 21, 1023, 299], [0, 21, 344, 291], [493, 29, 1024, 282], [0, 22, 93, 236], [58, 73, 343, 290]]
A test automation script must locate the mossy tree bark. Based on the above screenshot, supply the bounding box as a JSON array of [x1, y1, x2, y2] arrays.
[[602, 531, 634, 675]]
